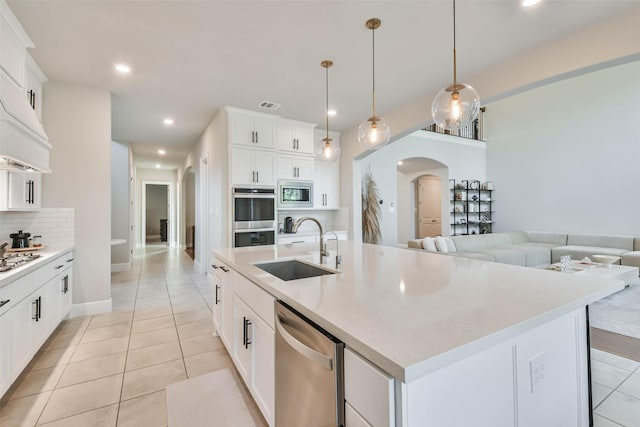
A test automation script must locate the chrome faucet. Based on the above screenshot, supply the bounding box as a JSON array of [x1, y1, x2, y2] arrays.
[[323, 231, 342, 270], [292, 217, 328, 264]]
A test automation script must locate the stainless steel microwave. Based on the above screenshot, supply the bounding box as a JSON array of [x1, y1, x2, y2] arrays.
[[278, 180, 313, 208]]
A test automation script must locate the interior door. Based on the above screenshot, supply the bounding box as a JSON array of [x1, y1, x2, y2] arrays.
[[418, 176, 442, 238]]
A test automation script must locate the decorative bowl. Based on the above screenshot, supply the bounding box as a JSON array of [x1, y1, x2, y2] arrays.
[[592, 255, 621, 266]]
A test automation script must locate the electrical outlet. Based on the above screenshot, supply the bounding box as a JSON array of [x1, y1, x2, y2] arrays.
[[529, 353, 546, 394]]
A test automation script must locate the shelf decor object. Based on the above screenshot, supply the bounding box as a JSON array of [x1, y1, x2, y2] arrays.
[[449, 179, 494, 236], [319, 60, 339, 161], [431, 0, 481, 131], [358, 18, 390, 148]]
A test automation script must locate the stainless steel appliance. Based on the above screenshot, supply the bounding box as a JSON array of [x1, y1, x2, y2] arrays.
[[275, 300, 344, 426], [232, 187, 276, 247], [0, 252, 41, 273], [278, 180, 313, 208]]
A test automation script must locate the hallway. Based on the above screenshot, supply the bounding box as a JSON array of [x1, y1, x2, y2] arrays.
[[0, 247, 264, 426]]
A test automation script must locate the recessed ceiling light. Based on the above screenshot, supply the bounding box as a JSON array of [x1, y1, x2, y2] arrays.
[[158, 149, 166, 155], [327, 110, 337, 116], [163, 118, 174, 125], [522, 0, 541, 7], [114, 63, 131, 74], [155, 164, 161, 168], [397, 161, 403, 165]]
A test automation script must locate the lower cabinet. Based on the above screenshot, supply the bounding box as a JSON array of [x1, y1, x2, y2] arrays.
[[1, 250, 74, 398], [212, 258, 233, 349]]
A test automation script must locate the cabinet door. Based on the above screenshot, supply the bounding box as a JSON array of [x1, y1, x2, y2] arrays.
[[277, 124, 296, 152], [7, 172, 28, 209], [276, 156, 295, 180], [232, 295, 253, 383], [221, 268, 234, 349], [0, 19, 26, 87], [30, 173, 42, 208], [231, 148, 256, 186], [213, 273, 222, 335], [0, 310, 11, 397], [10, 295, 36, 379], [323, 161, 340, 209], [32, 279, 56, 349], [59, 268, 72, 321], [294, 127, 315, 155], [250, 314, 275, 426], [230, 115, 257, 147], [295, 157, 314, 181], [253, 152, 275, 186], [253, 118, 275, 148]]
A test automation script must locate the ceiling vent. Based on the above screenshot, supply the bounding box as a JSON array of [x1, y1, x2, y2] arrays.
[[258, 101, 280, 111]]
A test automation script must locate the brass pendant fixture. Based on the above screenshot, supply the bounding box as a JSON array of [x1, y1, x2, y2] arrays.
[[320, 60, 339, 161], [358, 18, 390, 148], [431, 0, 480, 131]]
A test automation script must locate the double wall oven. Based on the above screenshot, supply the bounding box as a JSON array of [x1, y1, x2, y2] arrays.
[[232, 187, 276, 247]]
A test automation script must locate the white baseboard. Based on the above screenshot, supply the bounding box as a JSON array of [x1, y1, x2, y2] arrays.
[[70, 298, 112, 317], [111, 262, 131, 273]]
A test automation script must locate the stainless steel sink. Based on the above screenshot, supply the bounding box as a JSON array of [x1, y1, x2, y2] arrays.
[[254, 259, 336, 281]]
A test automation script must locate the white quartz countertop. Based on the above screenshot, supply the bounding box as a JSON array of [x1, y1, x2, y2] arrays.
[[0, 245, 75, 288], [214, 242, 625, 382]]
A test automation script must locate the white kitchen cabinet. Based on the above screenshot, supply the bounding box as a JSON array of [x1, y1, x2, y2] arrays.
[[0, 285, 13, 397], [277, 234, 317, 245], [277, 121, 315, 154], [212, 258, 233, 349], [9, 290, 36, 378], [231, 147, 275, 186], [24, 53, 46, 123], [57, 259, 73, 323], [313, 161, 340, 209], [0, 2, 29, 87], [0, 171, 41, 211], [230, 111, 276, 148], [276, 155, 313, 181]]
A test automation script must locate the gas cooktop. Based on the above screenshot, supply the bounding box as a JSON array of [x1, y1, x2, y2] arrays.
[[0, 252, 41, 273]]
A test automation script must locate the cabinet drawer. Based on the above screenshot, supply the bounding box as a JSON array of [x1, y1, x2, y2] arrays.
[[345, 402, 372, 427], [344, 348, 395, 427], [233, 272, 275, 330]]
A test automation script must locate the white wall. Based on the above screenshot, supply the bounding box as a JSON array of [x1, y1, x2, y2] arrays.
[[111, 140, 130, 266], [42, 82, 111, 310], [135, 168, 177, 246], [485, 60, 640, 235], [358, 131, 486, 246]]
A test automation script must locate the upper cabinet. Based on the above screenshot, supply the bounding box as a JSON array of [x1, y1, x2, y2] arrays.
[[24, 53, 46, 123], [0, 171, 42, 211], [277, 120, 315, 155], [230, 109, 276, 149], [0, 1, 32, 88]]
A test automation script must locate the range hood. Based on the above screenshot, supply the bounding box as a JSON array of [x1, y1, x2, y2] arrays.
[[0, 71, 51, 173]]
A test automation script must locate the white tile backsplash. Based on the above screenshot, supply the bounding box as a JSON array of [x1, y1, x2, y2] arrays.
[[0, 208, 75, 248], [277, 209, 349, 234]]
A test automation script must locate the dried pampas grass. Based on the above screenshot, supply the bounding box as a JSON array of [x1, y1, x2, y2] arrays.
[[362, 171, 382, 244]]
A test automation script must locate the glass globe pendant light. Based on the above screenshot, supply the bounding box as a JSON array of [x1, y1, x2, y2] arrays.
[[319, 60, 340, 161], [358, 18, 390, 148], [431, 0, 480, 131]]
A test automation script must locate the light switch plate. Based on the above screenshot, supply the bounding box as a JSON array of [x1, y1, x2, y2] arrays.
[[529, 352, 546, 394]]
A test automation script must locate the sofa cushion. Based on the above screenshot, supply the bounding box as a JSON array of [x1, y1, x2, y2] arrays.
[[479, 247, 526, 266], [526, 232, 568, 246], [422, 237, 437, 252], [622, 251, 640, 270], [633, 239, 640, 251], [449, 251, 495, 262], [567, 234, 634, 251], [552, 245, 628, 263], [507, 231, 529, 244], [483, 233, 513, 247], [435, 236, 456, 253], [506, 243, 551, 266], [451, 235, 487, 251]]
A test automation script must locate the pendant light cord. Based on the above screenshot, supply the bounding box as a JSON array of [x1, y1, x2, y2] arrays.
[[372, 24, 376, 118], [325, 64, 329, 143], [452, 0, 457, 86]]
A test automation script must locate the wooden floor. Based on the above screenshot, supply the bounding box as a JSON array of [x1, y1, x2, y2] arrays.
[[591, 327, 640, 362]]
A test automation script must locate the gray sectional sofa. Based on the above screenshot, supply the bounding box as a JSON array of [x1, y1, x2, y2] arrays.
[[408, 231, 640, 272]]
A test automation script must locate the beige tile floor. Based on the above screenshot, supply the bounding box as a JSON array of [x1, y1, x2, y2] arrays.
[[0, 245, 265, 427]]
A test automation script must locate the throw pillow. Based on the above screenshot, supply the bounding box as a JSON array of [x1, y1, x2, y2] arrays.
[[443, 237, 457, 253], [422, 237, 437, 252], [435, 236, 448, 253]]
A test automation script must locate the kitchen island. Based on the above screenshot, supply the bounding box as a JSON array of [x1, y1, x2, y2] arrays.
[[213, 241, 625, 426]]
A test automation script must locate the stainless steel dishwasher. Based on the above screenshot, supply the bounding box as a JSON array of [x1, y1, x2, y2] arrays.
[[274, 300, 345, 427]]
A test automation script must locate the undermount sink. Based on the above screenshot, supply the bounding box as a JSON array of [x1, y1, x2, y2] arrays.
[[254, 259, 336, 281]]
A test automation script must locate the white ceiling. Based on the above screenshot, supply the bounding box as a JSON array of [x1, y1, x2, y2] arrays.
[[7, 0, 637, 170]]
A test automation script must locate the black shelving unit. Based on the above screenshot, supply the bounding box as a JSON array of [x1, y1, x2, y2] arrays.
[[449, 179, 494, 236]]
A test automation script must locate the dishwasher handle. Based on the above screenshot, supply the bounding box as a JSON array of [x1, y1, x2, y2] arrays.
[[275, 313, 333, 371]]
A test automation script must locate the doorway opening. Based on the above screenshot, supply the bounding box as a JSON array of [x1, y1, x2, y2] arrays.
[[183, 167, 196, 259], [416, 175, 442, 238], [142, 182, 173, 246]]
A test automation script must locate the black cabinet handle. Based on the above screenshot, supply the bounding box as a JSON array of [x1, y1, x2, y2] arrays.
[[211, 264, 219, 269], [32, 299, 38, 321], [31, 181, 35, 204], [256, 132, 259, 144], [38, 296, 42, 320], [55, 264, 64, 270], [26, 181, 30, 203], [62, 275, 69, 294], [67, 258, 74, 262], [0, 299, 10, 308], [215, 285, 220, 304], [220, 266, 229, 273], [243, 317, 252, 349], [256, 171, 259, 182]]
